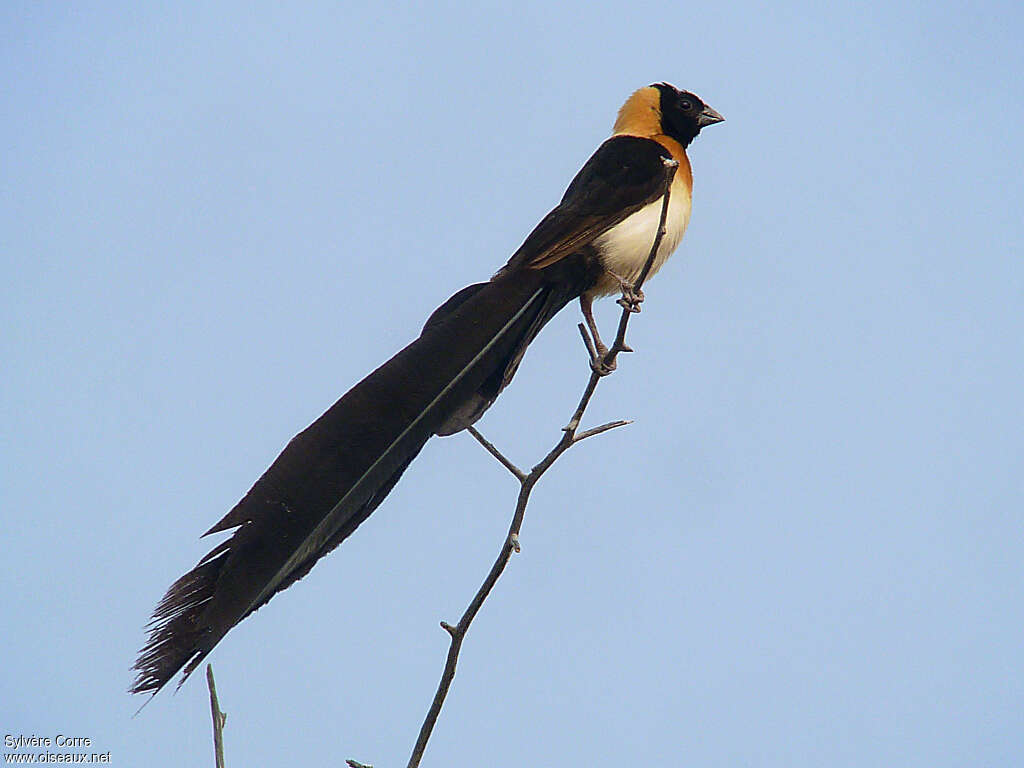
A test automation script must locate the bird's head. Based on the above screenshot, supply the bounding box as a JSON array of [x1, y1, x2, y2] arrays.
[[614, 83, 723, 148]]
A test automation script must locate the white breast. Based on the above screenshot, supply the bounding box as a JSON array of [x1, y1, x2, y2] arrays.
[[592, 178, 691, 295]]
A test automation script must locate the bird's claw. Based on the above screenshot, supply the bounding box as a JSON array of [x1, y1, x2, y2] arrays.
[[590, 354, 617, 376], [587, 338, 616, 376], [612, 274, 644, 313]]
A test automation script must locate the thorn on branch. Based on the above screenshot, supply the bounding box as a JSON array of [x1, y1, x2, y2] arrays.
[[440, 621, 457, 637]]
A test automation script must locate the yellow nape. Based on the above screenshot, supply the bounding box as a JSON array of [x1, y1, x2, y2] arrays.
[[612, 86, 663, 137]]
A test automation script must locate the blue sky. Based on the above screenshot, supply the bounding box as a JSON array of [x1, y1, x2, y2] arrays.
[[3, 1, 1022, 766]]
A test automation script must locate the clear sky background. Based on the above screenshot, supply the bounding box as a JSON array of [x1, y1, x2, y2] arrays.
[[3, 2, 1022, 766]]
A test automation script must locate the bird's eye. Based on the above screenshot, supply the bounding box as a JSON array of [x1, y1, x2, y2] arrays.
[[680, 100, 693, 111]]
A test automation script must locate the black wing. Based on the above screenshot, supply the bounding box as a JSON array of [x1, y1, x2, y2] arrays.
[[503, 135, 673, 272]]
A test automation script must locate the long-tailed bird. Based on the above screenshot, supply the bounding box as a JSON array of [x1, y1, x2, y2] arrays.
[[131, 83, 722, 696]]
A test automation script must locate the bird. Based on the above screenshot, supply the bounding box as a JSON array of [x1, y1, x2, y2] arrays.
[[131, 82, 723, 696]]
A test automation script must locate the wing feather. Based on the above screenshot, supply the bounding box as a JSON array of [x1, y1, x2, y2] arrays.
[[503, 136, 673, 272]]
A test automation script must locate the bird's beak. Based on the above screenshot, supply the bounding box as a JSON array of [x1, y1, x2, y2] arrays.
[[697, 105, 724, 128]]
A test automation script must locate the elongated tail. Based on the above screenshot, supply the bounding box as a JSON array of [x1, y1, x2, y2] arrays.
[[131, 263, 590, 696]]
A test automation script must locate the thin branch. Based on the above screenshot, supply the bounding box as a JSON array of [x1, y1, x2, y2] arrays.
[[467, 425, 526, 481], [206, 664, 226, 768], [574, 419, 633, 443], [395, 157, 679, 768], [577, 321, 599, 362]]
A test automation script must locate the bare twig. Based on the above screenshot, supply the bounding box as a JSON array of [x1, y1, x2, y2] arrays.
[[575, 419, 634, 443], [577, 321, 599, 362], [206, 664, 227, 768], [467, 425, 526, 481], [395, 157, 679, 768]]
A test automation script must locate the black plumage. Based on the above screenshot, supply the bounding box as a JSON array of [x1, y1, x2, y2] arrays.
[[132, 83, 721, 696]]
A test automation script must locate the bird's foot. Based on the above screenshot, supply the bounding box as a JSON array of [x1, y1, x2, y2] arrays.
[[590, 341, 617, 376], [590, 357, 616, 376], [611, 272, 644, 313]]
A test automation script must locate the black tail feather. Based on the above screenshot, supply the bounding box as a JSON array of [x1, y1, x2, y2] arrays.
[[132, 548, 228, 694], [131, 263, 591, 695]]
